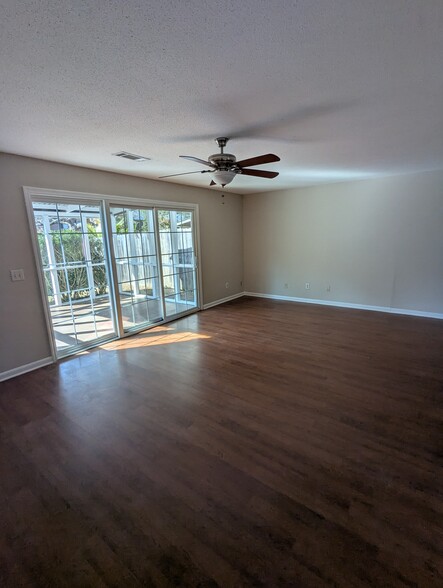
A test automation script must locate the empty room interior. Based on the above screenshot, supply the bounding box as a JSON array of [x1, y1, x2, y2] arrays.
[[1, 1, 443, 586]]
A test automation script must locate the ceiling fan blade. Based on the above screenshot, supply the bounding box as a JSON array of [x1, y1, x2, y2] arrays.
[[239, 168, 279, 179], [236, 154, 280, 168], [209, 180, 216, 186], [159, 170, 210, 179], [179, 155, 215, 167]]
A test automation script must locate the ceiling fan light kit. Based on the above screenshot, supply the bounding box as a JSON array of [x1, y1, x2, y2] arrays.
[[209, 169, 236, 186], [159, 137, 280, 187]]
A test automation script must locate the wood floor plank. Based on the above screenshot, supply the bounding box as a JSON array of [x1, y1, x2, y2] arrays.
[[1, 297, 442, 586]]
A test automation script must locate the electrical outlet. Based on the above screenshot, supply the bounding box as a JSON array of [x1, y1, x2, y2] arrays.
[[305, 282, 310, 290], [326, 285, 331, 292], [10, 268, 25, 282], [284, 283, 289, 289], [225, 281, 229, 289]]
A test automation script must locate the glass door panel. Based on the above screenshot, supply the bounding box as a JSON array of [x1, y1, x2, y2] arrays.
[[31, 201, 117, 357], [157, 209, 198, 318], [109, 206, 163, 332]]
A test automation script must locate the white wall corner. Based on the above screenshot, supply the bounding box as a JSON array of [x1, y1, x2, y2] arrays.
[[203, 292, 245, 310]]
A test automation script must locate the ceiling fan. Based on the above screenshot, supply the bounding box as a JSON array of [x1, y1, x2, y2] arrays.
[[159, 137, 280, 187]]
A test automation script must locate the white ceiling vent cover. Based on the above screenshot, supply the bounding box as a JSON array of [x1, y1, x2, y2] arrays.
[[113, 151, 151, 162]]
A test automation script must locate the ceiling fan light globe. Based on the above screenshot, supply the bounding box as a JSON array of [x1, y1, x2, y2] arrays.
[[209, 170, 236, 186]]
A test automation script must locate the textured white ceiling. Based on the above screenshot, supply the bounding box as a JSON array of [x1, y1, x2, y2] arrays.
[[1, 0, 442, 194]]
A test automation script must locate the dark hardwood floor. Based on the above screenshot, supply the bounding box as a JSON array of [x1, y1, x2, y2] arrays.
[[1, 297, 442, 587]]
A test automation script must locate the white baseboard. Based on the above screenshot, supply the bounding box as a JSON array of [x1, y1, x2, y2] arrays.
[[244, 292, 443, 320], [0, 356, 54, 382], [203, 292, 245, 310]]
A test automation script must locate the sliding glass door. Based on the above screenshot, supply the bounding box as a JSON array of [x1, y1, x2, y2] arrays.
[[28, 193, 201, 359], [31, 200, 117, 357], [108, 206, 199, 328], [157, 209, 198, 317], [109, 206, 163, 332]]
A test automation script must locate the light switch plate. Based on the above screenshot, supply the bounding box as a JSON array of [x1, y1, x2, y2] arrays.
[[10, 268, 25, 281]]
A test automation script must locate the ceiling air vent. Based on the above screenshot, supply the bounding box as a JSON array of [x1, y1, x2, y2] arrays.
[[113, 151, 151, 162]]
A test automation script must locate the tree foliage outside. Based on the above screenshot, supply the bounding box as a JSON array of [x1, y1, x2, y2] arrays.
[[38, 222, 108, 305]]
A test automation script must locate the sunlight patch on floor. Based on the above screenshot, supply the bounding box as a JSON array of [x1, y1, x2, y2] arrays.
[[102, 330, 210, 350]]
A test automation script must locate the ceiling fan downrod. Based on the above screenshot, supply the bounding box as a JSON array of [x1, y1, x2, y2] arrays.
[[215, 137, 229, 154]]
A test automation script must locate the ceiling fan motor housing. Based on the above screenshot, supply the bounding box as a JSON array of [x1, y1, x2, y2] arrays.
[[208, 153, 237, 171]]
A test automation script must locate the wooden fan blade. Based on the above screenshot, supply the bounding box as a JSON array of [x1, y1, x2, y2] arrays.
[[236, 153, 280, 168], [159, 170, 210, 178], [180, 155, 216, 167], [209, 180, 216, 186], [239, 169, 279, 179]]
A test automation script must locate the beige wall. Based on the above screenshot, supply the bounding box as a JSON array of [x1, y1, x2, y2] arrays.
[[2, 154, 442, 375], [0, 153, 243, 373], [244, 170, 443, 314]]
